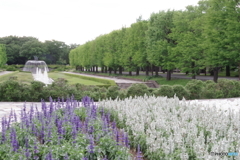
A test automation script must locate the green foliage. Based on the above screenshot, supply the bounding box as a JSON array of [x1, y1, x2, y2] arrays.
[[0, 44, 7, 67], [153, 85, 174, 98], [201, 83, 224, 99], [118, 89, 127, 100], [185, 80, 205, 99], [5, 65, 18, 71], [126, 83, 149, 98], [172, 85, 190, 100], [107, 86, 120, 100], [217, 79, 237, 98], [0, 80, 25, 101]]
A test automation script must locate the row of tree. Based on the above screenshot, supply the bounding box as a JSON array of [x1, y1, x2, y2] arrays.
[[0, 44, 7, 67], [0, 36, 79, 65], [69, 0, 240, 82]]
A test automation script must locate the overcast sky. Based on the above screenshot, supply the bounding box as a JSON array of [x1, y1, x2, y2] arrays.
[[0, 0, 200, 45]]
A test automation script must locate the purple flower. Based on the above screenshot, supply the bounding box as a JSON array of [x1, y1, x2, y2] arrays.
[[88, 135, 94, 154], [136, 144, 143, 160], [10, 128, 19, 152]]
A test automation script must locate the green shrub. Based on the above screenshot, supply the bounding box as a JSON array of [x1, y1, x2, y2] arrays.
[[201, 83, 224, 99], [172, 85, 190, 100], [126, 83, 149, 98], [6, 65, 18, 71], [29, 81, 46, 101], [0, 80, 24, 101], [217, 79, 236, 98], [153, 85, 174, 98], [107, 86, 120, 100], [204, 80, 214, 85], [147, 88, 156, 96], [185, 80, 205, 99], [232, 81, 240, 97], [118, 89, 127, 100]]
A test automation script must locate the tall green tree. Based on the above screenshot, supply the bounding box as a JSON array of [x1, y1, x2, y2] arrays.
[[0, 44, 7, 67], [204, 0, 240, 82], [170, 5, 206, 79], [19, 40, 47, 61], [146, 10, 177, 80], [0, 36, 38, 64], [131, 20, 149, 75]]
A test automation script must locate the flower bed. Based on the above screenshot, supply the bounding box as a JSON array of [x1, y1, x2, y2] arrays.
[[0, 97, 140, 160], [99, 95, 240, 159]]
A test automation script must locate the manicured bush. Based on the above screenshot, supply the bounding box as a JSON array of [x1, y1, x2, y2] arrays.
[[29, 81, 46, 101], [0, 80, 24, 101], [118, 89, 127, 100], [107, 86, 120, 100], [153, 85, 174, 98], [185, 79, 205, 99], [217, 79, 236, 98], [147, 88, 156, 96], [201, 83, 224, 99], [6, 65, 18, 71], [172, 85, 190, 100], [126, 83, 149, 98]]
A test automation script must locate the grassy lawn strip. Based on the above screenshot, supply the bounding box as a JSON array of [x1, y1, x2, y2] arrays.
[[74, 71, 190, 86], [0, 71, 33, 84], [62, 72, 116, 86], [48, 72, 108, 85]]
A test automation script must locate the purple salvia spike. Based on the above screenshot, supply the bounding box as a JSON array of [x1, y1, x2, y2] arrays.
[[125, 133, 130, 148], [25, 149, 30, 159], [136, 144, 143, 160], [116, 129, 119, 145]]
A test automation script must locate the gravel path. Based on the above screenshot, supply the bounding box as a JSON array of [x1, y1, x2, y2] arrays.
[[0, 71, 13, 76]]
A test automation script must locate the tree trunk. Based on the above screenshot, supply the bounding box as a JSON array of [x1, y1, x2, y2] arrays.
[[213, 67, 219, 83], [119, 66, 122, 75], [96, 66, 98, 72], [204, 68, 206, 76], [191, 62, 196, 79], [146, 66, 149, 76], [104, 66, 107, 73], [155, 66, 159, 76], [226, 65, 230, 77], [109, 67, 112, 74], [192, 74, 196, 79], [92, 66, 95, 72], [151, 65, 154, 76], [136, 67, 139, 75], [114, 68, 117, 74], [166, 70, 172, 81], [101, 66, 104, 73], [129, 71, 132, 76]]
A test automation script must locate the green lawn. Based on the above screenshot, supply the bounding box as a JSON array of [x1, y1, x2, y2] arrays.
[[48, 72, 106, 85], [0, 71, 33, 84], [0, 71, 107, 85]]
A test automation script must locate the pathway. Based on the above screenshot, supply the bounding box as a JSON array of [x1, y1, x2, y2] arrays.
[[63, 72, 145, 83], [0, 71, 13, 76]]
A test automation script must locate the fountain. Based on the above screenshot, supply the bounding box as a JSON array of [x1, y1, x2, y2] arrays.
[[23, 56, 54, 85]]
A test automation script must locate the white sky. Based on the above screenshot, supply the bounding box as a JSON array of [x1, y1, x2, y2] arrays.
[[0, 0, 200, 45]]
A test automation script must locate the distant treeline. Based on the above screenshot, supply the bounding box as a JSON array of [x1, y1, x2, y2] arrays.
[[0, 36, 79, 65], [69, 0, 240, 82]]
